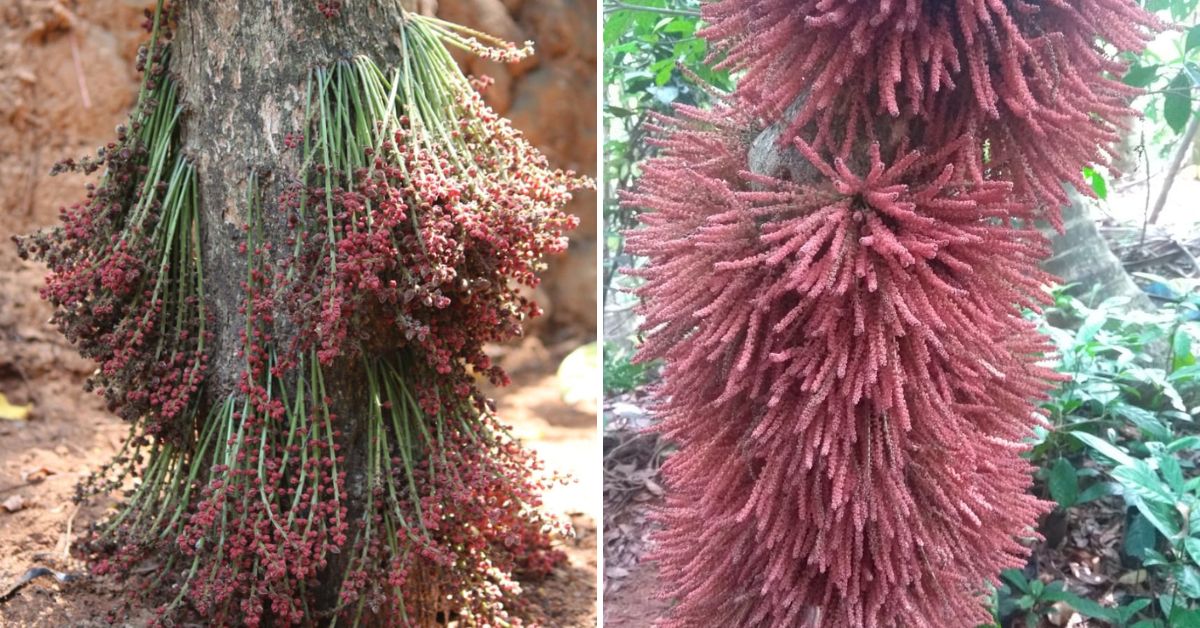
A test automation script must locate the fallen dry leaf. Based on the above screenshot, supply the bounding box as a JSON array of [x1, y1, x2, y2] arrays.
[[1047, 600, 1076, 626], [1117, 570, 1149, 586], [20, 467, 53, 484], [607, 567, 630, 579]]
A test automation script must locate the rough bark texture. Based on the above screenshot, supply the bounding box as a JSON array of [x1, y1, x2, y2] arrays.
[[172, 1, 407, 611]]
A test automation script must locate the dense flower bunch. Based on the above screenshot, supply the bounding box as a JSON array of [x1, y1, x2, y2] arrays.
[[158, 211, 351, 625], [15, 21, 205, 440], [284, 51, 580, 381], [626, 0, 1159, 626], [335, 356, 568, 625], [701, 0, 1161, 221], [20, 3, 581, 626], [266, 15, 583, 622]]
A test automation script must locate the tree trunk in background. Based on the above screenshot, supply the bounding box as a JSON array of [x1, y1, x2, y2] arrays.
[[173, 0, 411, 612], [1042, 194, 1152, 309]]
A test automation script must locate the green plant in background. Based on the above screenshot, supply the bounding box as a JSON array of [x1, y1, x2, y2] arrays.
[[1066, 431, 1200, 626], [1123, 4, 1199, 138], [601, 0, 730, 306], [990, 283, 1200, 626], [1075, 0, 1197, 207], [603, 341, 655, 395], [998, 569, 1154, 627], [601, 1, 728, 393], [1031, 285, 1199, 463]]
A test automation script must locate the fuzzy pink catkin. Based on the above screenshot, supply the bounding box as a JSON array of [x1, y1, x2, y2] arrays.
[[625, 96, 1068, 625], [628, 2, 1161, 623], [701, 0, 1161, 224]]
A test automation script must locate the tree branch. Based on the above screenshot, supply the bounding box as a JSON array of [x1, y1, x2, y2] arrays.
[[604, 1, 700, 18], [1149, 113, 1200, 225]]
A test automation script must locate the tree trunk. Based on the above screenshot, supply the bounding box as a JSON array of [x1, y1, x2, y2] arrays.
[[173, 1, 408, 613], [1042, 194, 1153, 309]]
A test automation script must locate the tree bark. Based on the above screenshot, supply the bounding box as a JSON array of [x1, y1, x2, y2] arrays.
[[172, 1, 410, 614]]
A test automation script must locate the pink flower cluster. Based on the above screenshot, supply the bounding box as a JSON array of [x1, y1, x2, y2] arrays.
[[173, 242, 349, 627], [336, 366, 570, 624], [626, 0, 1159, 624], [24, 7, 582, 625], [701, 0, 1161, 225], [315, 1, 342, 19]]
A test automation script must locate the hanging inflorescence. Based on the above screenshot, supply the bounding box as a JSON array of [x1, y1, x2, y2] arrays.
[[18, 2, 585, 626], [701, 0, 1161, 226], [626, 1, 1160, 626]]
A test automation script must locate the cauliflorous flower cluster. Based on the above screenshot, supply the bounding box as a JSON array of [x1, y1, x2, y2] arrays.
[[20, 4, 584, 626], [626, 1, 1159, 625], [701, 0, 1161, 225]]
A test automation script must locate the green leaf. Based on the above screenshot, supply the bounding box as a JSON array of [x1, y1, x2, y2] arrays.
[[1112, 460, 1175, 505], [1082, 166, 1109, 199], [1047, 458, 1079, 508], [1186, 62, 1200, 89], [1077, 307, 1109, 344], [1174, 329, 1195, 371], [1177, 565, 1200, 599], [1185, 538, 1200, 565], [1132, 496, 1183, 540], [1079, 481, 1120, 504], [604, 105, 639, 118], [1072, 431, 1137, 467], [604, 11, 635, 47], [1002, 568, 1031, 593], [1125, 63, 1160, 87], [1171, 608, 1200, 628], [1164, 72, 1193, 135], [1168, 435, 1200, 453], [1187, 25, 1200, 53], [1118, 598, 1152, 622], [1155, 451, 1185, 494], [1112, 403, 1171, 441], [661, 18, 695, 35], [1125, 511, 1160, 561]]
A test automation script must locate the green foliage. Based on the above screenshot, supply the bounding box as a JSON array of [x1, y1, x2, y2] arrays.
[[993, 283, 1200, 626], [1123, 1, 1199, 139], [1083, 166, 1110, 200], [999, 569, 1153, 627], [602, 0, 729, 308], [1032, 284, 1200, 463], [603, 342, 655, 395]]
